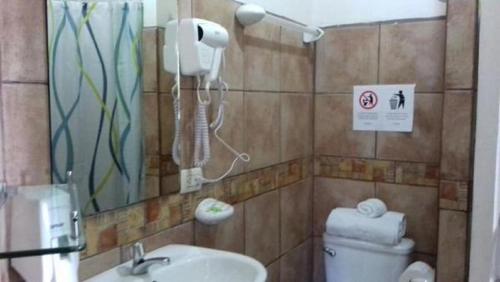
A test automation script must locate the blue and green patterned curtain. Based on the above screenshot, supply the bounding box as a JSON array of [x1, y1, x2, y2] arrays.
[[48, 0, 144, 214]]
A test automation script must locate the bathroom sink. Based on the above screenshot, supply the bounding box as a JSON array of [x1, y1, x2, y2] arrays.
[[85, 245, 267, 282]]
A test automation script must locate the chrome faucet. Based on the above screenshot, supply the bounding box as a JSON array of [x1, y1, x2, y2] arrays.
[[130, 242, 170, 275]]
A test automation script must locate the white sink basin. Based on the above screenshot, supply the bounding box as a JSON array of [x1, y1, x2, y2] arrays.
[[85, 245, 267, 282]]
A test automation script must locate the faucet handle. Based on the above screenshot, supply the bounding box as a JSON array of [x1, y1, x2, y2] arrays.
[[132, 242, 145, 264]]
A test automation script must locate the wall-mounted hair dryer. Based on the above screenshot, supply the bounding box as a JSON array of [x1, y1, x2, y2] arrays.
[[163, 18, 250, 194], [177, 18, 229, 82]]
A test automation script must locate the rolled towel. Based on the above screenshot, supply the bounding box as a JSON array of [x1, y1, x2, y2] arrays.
[[357, 198, 387, 218], [326, 208, 406, 245]]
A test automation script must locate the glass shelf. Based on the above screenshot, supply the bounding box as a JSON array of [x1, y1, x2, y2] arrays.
[[0, 181, 86, 259]]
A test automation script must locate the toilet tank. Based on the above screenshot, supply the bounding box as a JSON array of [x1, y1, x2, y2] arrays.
[[323, 234, 415, 282]]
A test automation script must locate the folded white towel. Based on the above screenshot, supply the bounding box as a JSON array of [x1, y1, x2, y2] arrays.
[[357, 198, 387, 218], [326, 208, 407, 245]]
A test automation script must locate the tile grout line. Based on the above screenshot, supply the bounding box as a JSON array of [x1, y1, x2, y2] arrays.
[[155, 27, 162, 161], [374, 23, 382, 160], [311, 24, 319, 273], [314, 175, 440, 189], [264, 236, 311, 267], [314, 153, 441, 165], [435, 0, 451, 271], [1, 80, 49, 85]]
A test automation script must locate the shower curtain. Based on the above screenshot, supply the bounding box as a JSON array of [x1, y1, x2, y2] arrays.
[[48, 0, 144, 214]]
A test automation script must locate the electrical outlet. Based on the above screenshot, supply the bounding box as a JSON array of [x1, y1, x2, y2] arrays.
[[180, 168, 203, 194]]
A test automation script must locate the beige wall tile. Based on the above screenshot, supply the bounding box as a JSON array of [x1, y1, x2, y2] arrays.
[[143, 28, 158, 92], [437, 210, 468, 282], [377, 94, 443, 163], [143, 221, 193, 251], [121, 222, 194, 261], [440, 180, 468, 211], [2, 84, 51, 185], [280, 178, 312, 254], [146, 155, 160, 178], [245, 191, 280, 265], [142, 175, 160, 200], [313, 237, 326, 282], [315, 94, 376, 158], [280, 30, 314, 93], [376, 183, 438, 254], [244, 22, 281, 91], [204, 91, 245, 178], [192, 0, 244, 90], [0, 89, 4, 183], [195, 203, 245, 253], [79, 248, 121, 281], [281, 94, 313, 162], [441, 91, 473, 181], [266, 260, 280, 282], [144, 94, 159, 155], [315, 26, 379, 93], [446, 0, 477, 89], [161, 173, 180, 195], [313, 177, 375, 235], [245, 92, 280, 171], [159, 94, 175, 156], [380, 20, 446, 92], [279, 239, 312, 282], [1, 0, 47, 82]]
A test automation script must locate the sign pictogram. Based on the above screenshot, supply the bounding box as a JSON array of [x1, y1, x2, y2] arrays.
[[359, 91, 378, 109]]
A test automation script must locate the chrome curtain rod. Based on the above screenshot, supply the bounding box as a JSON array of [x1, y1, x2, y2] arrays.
[[235, 4, 324, 43]]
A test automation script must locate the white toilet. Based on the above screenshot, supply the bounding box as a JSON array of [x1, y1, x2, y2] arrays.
[[323, 233, 435, 282]]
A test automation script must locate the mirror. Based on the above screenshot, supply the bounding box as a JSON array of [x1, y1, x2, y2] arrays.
[[47, 0, 180, 216]]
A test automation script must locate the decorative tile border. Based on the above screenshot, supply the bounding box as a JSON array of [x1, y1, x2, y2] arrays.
[[315, 156, 440, 187], [315, 156, 394, 182], [439, 180, 469, 211], [82, 157, 312, 258], [395, 162, 440, 187]]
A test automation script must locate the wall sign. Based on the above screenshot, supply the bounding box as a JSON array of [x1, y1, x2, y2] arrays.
[[353, 84, 415, 132]]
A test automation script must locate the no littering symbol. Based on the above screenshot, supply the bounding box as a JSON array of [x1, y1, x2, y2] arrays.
[[359, 91, 378, 110]]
